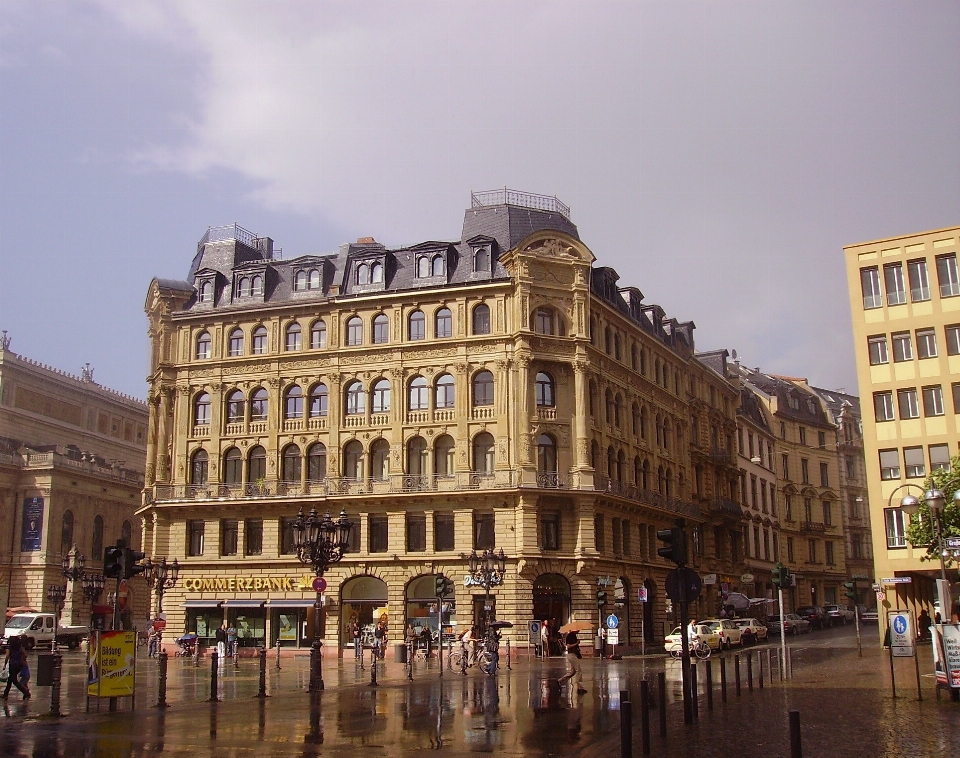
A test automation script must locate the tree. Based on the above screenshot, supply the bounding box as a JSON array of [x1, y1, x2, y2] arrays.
[[904, 456, 960, 567]]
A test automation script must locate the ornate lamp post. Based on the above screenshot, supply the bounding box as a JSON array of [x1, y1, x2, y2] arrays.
[[142, 557, 180, 615], [468, 547, 506, 631], [899, 489, 949, 582], [292, 507, 354, 692], [46, 584, 67, 651], [61, 544, 86, 625], [81, 574, 106, 604]]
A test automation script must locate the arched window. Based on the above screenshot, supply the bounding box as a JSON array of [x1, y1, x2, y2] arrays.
[[435, 308, 452, 338], [632, 403, 640, 436], [408, 310, 426, 340], [534, 308, 556, 335], [121, 520, 132, 545], [238, 277, 250, 296], [196, 331, 211, 360], [307, 443, 327, 480], [614, 334, 622, 361], [640, 406, 649, 440], [223, 448, 242, 484], [474, 246, 490, 272], [295, 270, 308, 290], [631, 344, 638, 371], [345, 380, 366, 415], [537, 434, 557, 474], [407, 436, 428, 476], [371, 262, 383, 283], [343, 440, 364, 479], [605, 389, 614, 423], [435, 374, 455, 408], [356, 263, 369, 285], [248, 445, 267, 482], [372, 378, 391, 413], [285, 322, 302, 351], [642, 459, 651, 490], [417, 257, 431, 278], [657, 465, 665, 495], [309, 269, 321, 289], [198, 280, 212, 303], [194, 392, 211, 426], [370, 439, 390, 480], [662, 418, 671, 452], [191, 449, 209, 485], [633, 456, 642, 487], [252, 326, 268, 354], [310, 320, 327, 349], [431, 254, 445, 277], [472, 370, 494, 406], [346, 316, 363, 346], [91, 515, 104, 558], [607, 446, 616, 478], [60, 510, 75, 556], [589, 380, 598, 416], [251, 275, 263, 296], [665, 468, 673, 498], [372, 313, 389, 344], [535, 372, 555, 407], [614, 394, 623, 427], [250, 388, 268, 421], [284, 385, 303, 419], [435, 435, 455, 476], [282, 444, 301, 483], [617, 450, 625, 482], [228, 328, 244, 356], [409, 376, 429, 410], [472, 303, 491, 335], [605, 327, 613, 354], [472, 432, 495, 474], [226, 389, 245, 423], [309, 383, 328, 417]]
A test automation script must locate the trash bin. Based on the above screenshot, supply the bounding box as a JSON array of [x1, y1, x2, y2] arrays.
[[37, 652, 57, 687], [395, 643, 407, 663]]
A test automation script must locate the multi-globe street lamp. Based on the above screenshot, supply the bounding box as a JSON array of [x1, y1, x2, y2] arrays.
[[898, 488, 954, 583], [142, 557, 180, 615], [81, 573, 106, 605], [468, 547, 506, 631], [292, 507, 354, 692]]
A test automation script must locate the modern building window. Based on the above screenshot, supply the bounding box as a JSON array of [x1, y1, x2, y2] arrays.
[[907, 259, 930, 301], [434, 513, 455, 551], [472, 432, 495, 474], [879, 448, 901, 480], [191, 449, 208, 485], [244, 519, 263, 555], [280, 518, 296, 555], [954, 382, 960, 414], [346, 316, 363, 346], [284, 385, 303, 419], [930, 444, 951, 472], [252, 326, 268, 354], [372, 379, 391, 413], [435, 308, 453, 338], [194, 392, 211, 426], [936, 253, 960, 297], [819, 462, 829, 487], [220, 519, 239, 556], [228, 328, 244, 356], [370, 439, 390, 480], [946, 325, 960, 356], [250, 387, 268, 420], [309, 383, 328, 417], [408, 310, 426, 341], [922, 385, 945, 417], [408, 376, 429, 411], [285, 323, 302, 351], [307, 443, 327, 480], [372, 314, 389, 344], [345, 381, 366, 415], [541, 513, 560, 550], [892, 332, 913, 362], [904, 446, 925, 478], [281, 444, 301, 482], [473, 512, 495, 550], [873, 391, 895, 422], [884, 508, 907, 548], [472, 303, 491, 335], [248, 445, 267, 482], [196, 331, 212, 360], [310, 320, 327, 349], [369, 516, 388, 553], [434, 435, 455, 476], [884, 262, 906, 306], [472, 370, 494, 406], [435, 374, 455, 408], [535, 372, 555, 407], [897, 388, 920, 419], [916, 328, 937, 359], [223, 447, 242, 484], [406, 514, 427, 552], [860, 267, 882, 308], [867, 335, 889, 365], [188, 520, 205, 556]]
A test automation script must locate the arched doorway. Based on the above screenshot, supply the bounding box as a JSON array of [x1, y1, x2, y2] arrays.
[[643, 579, 656, 644], [340, 576, 388, 652], [533, 573, 571, 632], [613, 577, 629, 645], [405, 575, 457, 648]]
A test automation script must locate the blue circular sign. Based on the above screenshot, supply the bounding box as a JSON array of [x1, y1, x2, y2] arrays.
[[529, 621, 541, 637], [606, 614, 619, 629], [892, 615, 907, 635]]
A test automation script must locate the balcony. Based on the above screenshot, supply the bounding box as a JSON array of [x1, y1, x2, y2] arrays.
[[537, 407, 558, 421], [282, 419, 304, 432], [307, 417, 327, 430], [593, 474, 701, 519], [191, 425, 210, 438], [472, 407, 495, 420], [248, 421, 267, 434], [709, 448, 733, 465], [708, 498, 744, 518], [801, 521, 827, 533], [536, 472, 564, 489]]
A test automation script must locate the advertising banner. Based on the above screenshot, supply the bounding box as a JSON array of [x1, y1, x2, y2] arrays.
[[87, 631, 137, 698], [20, 497, 44, 552], [931, 624, 960, 689]]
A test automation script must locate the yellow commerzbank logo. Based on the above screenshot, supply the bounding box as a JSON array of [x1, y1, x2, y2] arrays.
[[181, 575, 317, 592]]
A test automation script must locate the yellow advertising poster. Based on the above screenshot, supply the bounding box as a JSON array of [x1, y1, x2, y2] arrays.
[[87, 631, 137, 698]]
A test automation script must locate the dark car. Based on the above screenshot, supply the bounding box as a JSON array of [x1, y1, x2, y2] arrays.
[[794, 605, 829, 629]]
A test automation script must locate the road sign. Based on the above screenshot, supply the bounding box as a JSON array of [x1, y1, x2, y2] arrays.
[[881, 577, 912, 584], [529, 621, 541, 639], [607, 628, 619, 645], [606, 614, 619, 630], [888, 610, 915, 657], [872, 583, 882, 591], [665, 567, 702, 602], [312, 577, 327, 593], [876, 590, 886, 602], [946, 537, 960, 549], [637, 586, 648, 603]]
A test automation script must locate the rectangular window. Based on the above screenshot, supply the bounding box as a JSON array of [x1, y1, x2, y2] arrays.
[[799, 427, 807, 445], [892, 332, 913, 362], [930, 444, 951, 472], [825, 541, 835, 565], [922, 385, 945, 417], [954, 383, 960, 413], [937, 253, 960, 297], [879, 448, 901, 480], [779, 421, 786, 440], [885, 508, 907, 548], [595, 514, 605, 553], [785, 494, 793, 522], [622, 520, 631, 555], [804, 498, 813, 522], [846, 456, 857, 478], [345, 519, 360, 554], [245, 519, 263, 556], [907, 258, 930, 301], [188, 520, 205, 556], [434, 513, 455, 552], [884, 263, 906, 305], [851, 533, 863, 559], [787, 536, 795, 562], [474, 512, 495, 550], [808, 539, 817, 564], [823, 501, 832, 526], [369, 515, 388, 553], [904, 446, 925, 478], [542, 513, 560, 551], [946, 325, 960, 356], [874, 391, 895, 422], [280, 517, 296, 555], [406, 513, 426, 552], [860, 267, 882, 308], [897, 388, 920, 419], [916, 328, 938, 359], [819, 462, 829, 487], [868, 335, 889, 365], [220, 519, 238, 556], [801, 458, 809, 484], [781, 453, 789, 479], [818, 431, 826, 449]]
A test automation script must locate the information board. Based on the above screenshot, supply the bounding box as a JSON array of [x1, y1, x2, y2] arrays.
[[87, 630, 137, 698], [887, 610, 914, 658]]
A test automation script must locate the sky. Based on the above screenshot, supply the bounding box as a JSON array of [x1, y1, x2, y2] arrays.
[[1, 0, 958, 400]]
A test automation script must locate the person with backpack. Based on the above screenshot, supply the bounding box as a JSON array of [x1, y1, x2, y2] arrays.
[[2, 636, 31, 700]]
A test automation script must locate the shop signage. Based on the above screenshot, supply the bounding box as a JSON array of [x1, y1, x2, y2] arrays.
[[87, 630, 136, 698], [740, 573, 755, 583], [702, 574, 717, 585], [181, 575, 317, 593]]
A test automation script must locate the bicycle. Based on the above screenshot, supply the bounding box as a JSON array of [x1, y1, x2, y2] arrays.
[[669, 638, 712, 660], [450, 643, 478, 670]]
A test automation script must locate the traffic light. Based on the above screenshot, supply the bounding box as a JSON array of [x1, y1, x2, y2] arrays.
[[656, 523, 688, 566], [781, 565, 792, 588], [597, 589, 607, 608], [435, 574, 454, 597], [122, 548, 147, 579], [104, 546, 123, 578], [844, 580, 858, 600], [772, 563, 784, 586]]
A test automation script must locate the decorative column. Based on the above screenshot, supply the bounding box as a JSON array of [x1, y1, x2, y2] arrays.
[[156, 386, 173, 483], [145, 391, 160, 486], [571, 360, 592, 489]]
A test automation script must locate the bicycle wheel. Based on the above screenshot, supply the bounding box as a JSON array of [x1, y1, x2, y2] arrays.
[[478, 652, 495, 675], [451, 650, 464, 668], [695, 643, 711, 660]]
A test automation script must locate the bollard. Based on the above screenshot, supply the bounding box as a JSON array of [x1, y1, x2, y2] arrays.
[[156, 650, 169, 708], [619, 690, 632, 758], [209, 652, 220, 702], [657, 671, 667, 738], [275, 643, 282, 670], [705, 658, 714, 710], [256, 647, 268, 698], [734, 654, 742, 696], [789, 710, 803, 758], [747, 651, 754, 693], [194, 641, 201, 667], [234, 646, 240, 669], [759, 652, 764, 689], [720, 656, 727, 702], [506, 639, 511, 669], [690, 662, 698, 721], [460, 644, 468, 676], [408, 641, 414, 681], [439, 636, 444, 678], [640, 680, 651, 755], [369, 650, 379, 687], [49, 652, 63, 717]]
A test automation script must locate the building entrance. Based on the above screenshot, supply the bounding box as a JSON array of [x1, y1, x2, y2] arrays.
[[340, 576, 388, 652]]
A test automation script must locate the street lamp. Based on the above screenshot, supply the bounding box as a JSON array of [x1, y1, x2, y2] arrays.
[[60, 544, 86, 625], [81, 574, 106, 630], [142, 557, 180, 615], [468, 547, 507, 631], [46, 584, 67, 651], [899, 489, 949, 582], [292, 507, 354, 692]]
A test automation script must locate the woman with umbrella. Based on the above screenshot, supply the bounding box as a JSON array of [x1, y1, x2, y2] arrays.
[[557, 621, 589, 695]]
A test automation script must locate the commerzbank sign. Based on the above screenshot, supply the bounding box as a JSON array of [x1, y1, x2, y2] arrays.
[[181, 575, 318, 593]]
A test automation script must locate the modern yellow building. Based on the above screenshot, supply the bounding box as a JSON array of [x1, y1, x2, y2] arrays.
[[844, 226, 960, 627]]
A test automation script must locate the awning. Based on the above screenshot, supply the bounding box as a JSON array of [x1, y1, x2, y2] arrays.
[[266, 600, 316, 608], [182, 600, 223, 608], [222, 600, 265, 608]]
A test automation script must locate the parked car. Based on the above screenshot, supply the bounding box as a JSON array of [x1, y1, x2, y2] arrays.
[[664, 624, 721, 653], [794, 605, 830, 629], [767, 613, 812, 636], [735, 618, 769, 644], [823, 604, 855, 625], [2, 612, 88, 650], [858, 605, 879, 623], [701, 619, 744, 649]]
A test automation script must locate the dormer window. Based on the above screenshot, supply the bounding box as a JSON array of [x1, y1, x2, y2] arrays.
[[198, 281, 213, 303], [474, 246, 490, 272], [294, 268, 322, 291], [354, 260, 383, 286], [252, 275, 263, 295], [236, 274, 264, 298], [237, 277, 249, 297], [417, 253, 445, 278]]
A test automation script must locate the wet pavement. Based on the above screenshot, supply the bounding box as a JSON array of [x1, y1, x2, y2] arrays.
[[1, 626, 957, 757]]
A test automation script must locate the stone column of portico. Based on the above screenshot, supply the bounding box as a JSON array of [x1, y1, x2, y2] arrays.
[[327, 373, 342, 479], [155, 386, 173, 483], [516, 354, 534, 484], [571, 360, 593, 489], [145, 391, 159, 487]]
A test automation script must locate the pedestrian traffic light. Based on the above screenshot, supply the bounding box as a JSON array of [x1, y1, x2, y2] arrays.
[[597, 589, 607, 608], [656, 523, 688, 566], [844, 580, 858, 600], [122, 548, 147, 579], [104, 545, 123, 578]]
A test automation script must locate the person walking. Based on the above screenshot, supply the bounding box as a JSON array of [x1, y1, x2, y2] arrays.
[[540, 620, 550, 658], [374, 621, 387, 660], [918, 609, 932, 641], [351, 619, 362, 659], [226, 624, 238, 658], [2, 636, 31, 700], [557, 629, 586, 695], [215, 623, 227, 660]]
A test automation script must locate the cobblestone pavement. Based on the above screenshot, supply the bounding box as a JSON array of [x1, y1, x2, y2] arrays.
[[1, 626, 957, 757]]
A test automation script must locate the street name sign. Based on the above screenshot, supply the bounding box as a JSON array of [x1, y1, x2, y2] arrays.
[[881, 577, 912, 584]]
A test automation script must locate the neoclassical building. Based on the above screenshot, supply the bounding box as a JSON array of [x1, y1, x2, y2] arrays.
[[140, 190, 746, 655]]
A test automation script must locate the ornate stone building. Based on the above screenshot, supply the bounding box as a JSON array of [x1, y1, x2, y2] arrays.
[[140, 191, 746, 655]]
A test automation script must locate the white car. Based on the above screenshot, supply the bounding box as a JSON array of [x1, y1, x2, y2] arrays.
[[664, 624, 720, 652], [734, 618, 769, 644], [701, 619, 744, 649], [823, 604, 855, 625]]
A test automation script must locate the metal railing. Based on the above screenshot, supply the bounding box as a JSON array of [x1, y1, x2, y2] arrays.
[[197, 223, 258, 252], [709, 498, 744, 517], [594, 475, 701, 518], [470, 188, 571, 220], [801, 521, 827, 533]]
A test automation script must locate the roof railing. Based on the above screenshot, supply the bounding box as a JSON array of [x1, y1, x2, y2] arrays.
[[197, 223, 259, 252], [470, 188, 570, 220]]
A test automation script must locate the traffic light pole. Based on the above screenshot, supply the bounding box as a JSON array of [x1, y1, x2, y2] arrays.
[[679, 586, 692, 725], [778, 585, 787, 679]]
